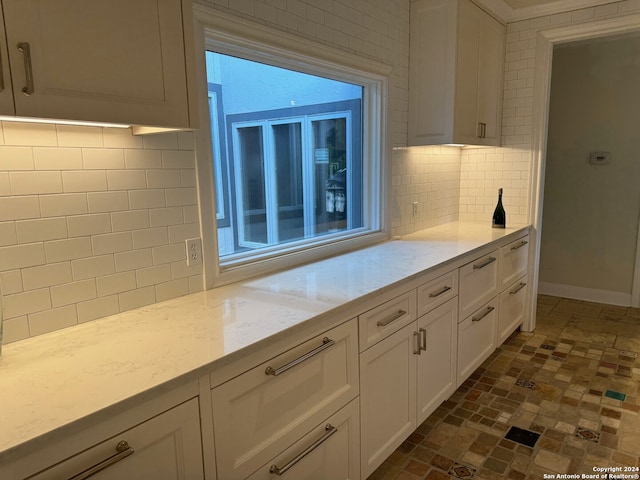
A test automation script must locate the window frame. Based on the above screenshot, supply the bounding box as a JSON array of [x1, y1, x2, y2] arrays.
[[193, 6, 392, 288]]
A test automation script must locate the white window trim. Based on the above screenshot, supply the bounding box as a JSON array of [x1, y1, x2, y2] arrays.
[[192, 5, 392, 288]]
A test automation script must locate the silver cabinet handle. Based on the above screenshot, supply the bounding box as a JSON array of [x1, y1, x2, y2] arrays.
[[472, 256, 496, 270], [0, 45, 4, 92], [413, 331, 421, 355], [477, 122, 482, 138], [17, 42, 35, 96], [68, 441, 134, 480], [482, 123, 487, 138], [472, 305, 495, 322], [511, 240, 529, 250], [419, 327, 427, 352], [376, 309, 407, 327], [270, 424, 337, 475], [509, 282, 527, 295], [265, 337, 334, 376], [428, 285, 451, 298]]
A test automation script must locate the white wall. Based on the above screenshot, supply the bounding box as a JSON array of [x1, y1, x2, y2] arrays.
[[539, 35, 640, 296]]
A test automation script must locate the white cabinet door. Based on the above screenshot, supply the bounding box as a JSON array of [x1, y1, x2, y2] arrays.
[[416, 298, 458, 425], [2, 0, 192, 128], [247, 399, 360, 480], [360, 322, 418, 479], [211, 319, 359, 480], [457, 298, 497, 386], [0, 7, 13, 115], [27, 399, 204, 480], [498, 275, 528, 344], [500, 235, 530, 290]]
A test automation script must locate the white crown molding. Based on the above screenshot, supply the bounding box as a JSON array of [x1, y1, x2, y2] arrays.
[[475, 0, 616, 22]]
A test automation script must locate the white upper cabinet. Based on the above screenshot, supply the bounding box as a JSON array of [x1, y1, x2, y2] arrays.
[[0, 0, 196, 128], [408, 0, 505, 146]]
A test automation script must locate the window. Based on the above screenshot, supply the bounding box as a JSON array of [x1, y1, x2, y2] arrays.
[[196, 14, 389, 285]]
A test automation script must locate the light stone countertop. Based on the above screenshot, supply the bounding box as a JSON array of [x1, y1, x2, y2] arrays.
[[0, 221, 530, 459]]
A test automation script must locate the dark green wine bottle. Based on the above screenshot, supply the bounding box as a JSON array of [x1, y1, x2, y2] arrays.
[[492, 188, 506, 228]]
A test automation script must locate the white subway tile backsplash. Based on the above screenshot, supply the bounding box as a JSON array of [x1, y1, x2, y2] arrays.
[[39, 193, 88, 217], [87, 191, 130, 213], [106, 170, 147, 190], [56, 125, 103, 147], [146, 169, 182, 188], [161, 150, 195, 169], [96, 271, 136, 296], [180, 169, 197, 187], [136, 264, 172, 287], [177, 131, 195, 151], [114, 249, 153, 272], [82, 149, 126, 169], [0, 243, 46, 270], [156, 278, 189, 302], [0, 222, 17, 246], [132, 227, 169, 249], [67, 213, 112, 237], [0, 270, 23, 295], [0, 146, 35, 170], [171, 260, 202, 280], [152, 244, 185, 265], [124, 149, 163, 169], [118, 286, 156, 312], [149, 207, 184, 227], [76, 295, 119, 323], [128, 189, 166, 209], [62, 170, 108, 192], [183, 206, 199, 224], [22, 262, 72, 291], [165, 187, 197, 207], [33, 147, 83, 170], [71, 255, 115, 281], [4, 288, 51, 319], [111, 210, 150, 232], [168, 223, 200, 244], [15, 217, 68, 243], [51, 279, 97, 307], [0, 196, 40, 221], [28, 305, 78, 336], [3, 122, 57, 146], [45, 237, 93, 262], [91, 232, 133, 255], [0, 172, 10, 196], [2, 316, 30, 343], [141, 132, 179, 150], [103, 128, 144, 149]]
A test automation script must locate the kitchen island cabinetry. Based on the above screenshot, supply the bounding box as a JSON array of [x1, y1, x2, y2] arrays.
[[0, 0, 196, 129], [408, 0, 505, 146], [0, 384, 205, 480]]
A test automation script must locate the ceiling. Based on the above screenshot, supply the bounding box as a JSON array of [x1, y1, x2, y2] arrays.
[[476, 0, 615, 22]]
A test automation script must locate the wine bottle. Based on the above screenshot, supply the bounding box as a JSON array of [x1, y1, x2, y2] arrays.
[[492, 188, 506, 228]]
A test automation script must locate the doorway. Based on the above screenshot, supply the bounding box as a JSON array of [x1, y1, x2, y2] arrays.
[[528, 13, 640, 329]]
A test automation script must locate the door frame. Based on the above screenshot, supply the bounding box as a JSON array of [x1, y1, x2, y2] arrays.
[[527, 13, 640, 329]]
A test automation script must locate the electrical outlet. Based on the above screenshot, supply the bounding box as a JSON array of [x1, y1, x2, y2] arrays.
[[186, 238, 203, 266]]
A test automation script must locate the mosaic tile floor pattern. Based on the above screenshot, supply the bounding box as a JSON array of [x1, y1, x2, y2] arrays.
[[367, 296, 640, 480]]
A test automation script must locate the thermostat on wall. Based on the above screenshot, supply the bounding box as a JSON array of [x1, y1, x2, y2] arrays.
[[589, 151, 611, 164]]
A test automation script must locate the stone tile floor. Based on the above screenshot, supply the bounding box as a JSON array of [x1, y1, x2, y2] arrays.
[[367, 295, 640, 480]]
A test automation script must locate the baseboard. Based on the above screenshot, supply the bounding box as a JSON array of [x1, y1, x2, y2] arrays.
[[538, 282, 631, 307]]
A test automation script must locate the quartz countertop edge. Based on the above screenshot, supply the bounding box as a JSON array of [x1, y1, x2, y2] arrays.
[[0, 221, 530, 458]]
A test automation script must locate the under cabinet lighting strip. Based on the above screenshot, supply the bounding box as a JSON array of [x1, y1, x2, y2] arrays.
[[0, 115, 130, 129]]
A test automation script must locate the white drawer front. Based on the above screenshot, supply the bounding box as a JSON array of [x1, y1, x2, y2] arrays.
[[500, 235, 529, 290], [498, 275, 528, 344], [459, 251, 498, 320], [25, 399, 204, 480], [247, 399, 360, 480], [417, 269, 458, 317], [457, 298, 497, 386], [359, 290, 417, 352], [211, 319, 359, 480]]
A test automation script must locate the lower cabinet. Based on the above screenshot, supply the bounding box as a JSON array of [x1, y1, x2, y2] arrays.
[[210, 319, 359, 480], [246, 399, 360, 480], [23, 398, 204, 480], [360, 298, 458, 478], [498, 274, 528, 344], [457, 298, 497, 386]]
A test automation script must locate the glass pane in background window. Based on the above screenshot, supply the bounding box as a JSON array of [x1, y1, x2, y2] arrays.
[[313, 118, 347, 233], [237, 126, 267, 245], [273, 123, 304, 242]]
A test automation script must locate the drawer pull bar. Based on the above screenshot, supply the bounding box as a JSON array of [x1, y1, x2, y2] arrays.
[[472, 256, 496, 270], [68, 441, 134, 480], [377, 309, 407, 327], [428, 285, 452, 298], [509, 282, 527, 295], [265, 337, 335, 376], [419, 327, 427, 352], [413, 331, 421, 355], [17, 42, 35, 96], [472, 305, 495, 322], [269, 424, 337, 475], [511, 240, 529, 250]]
